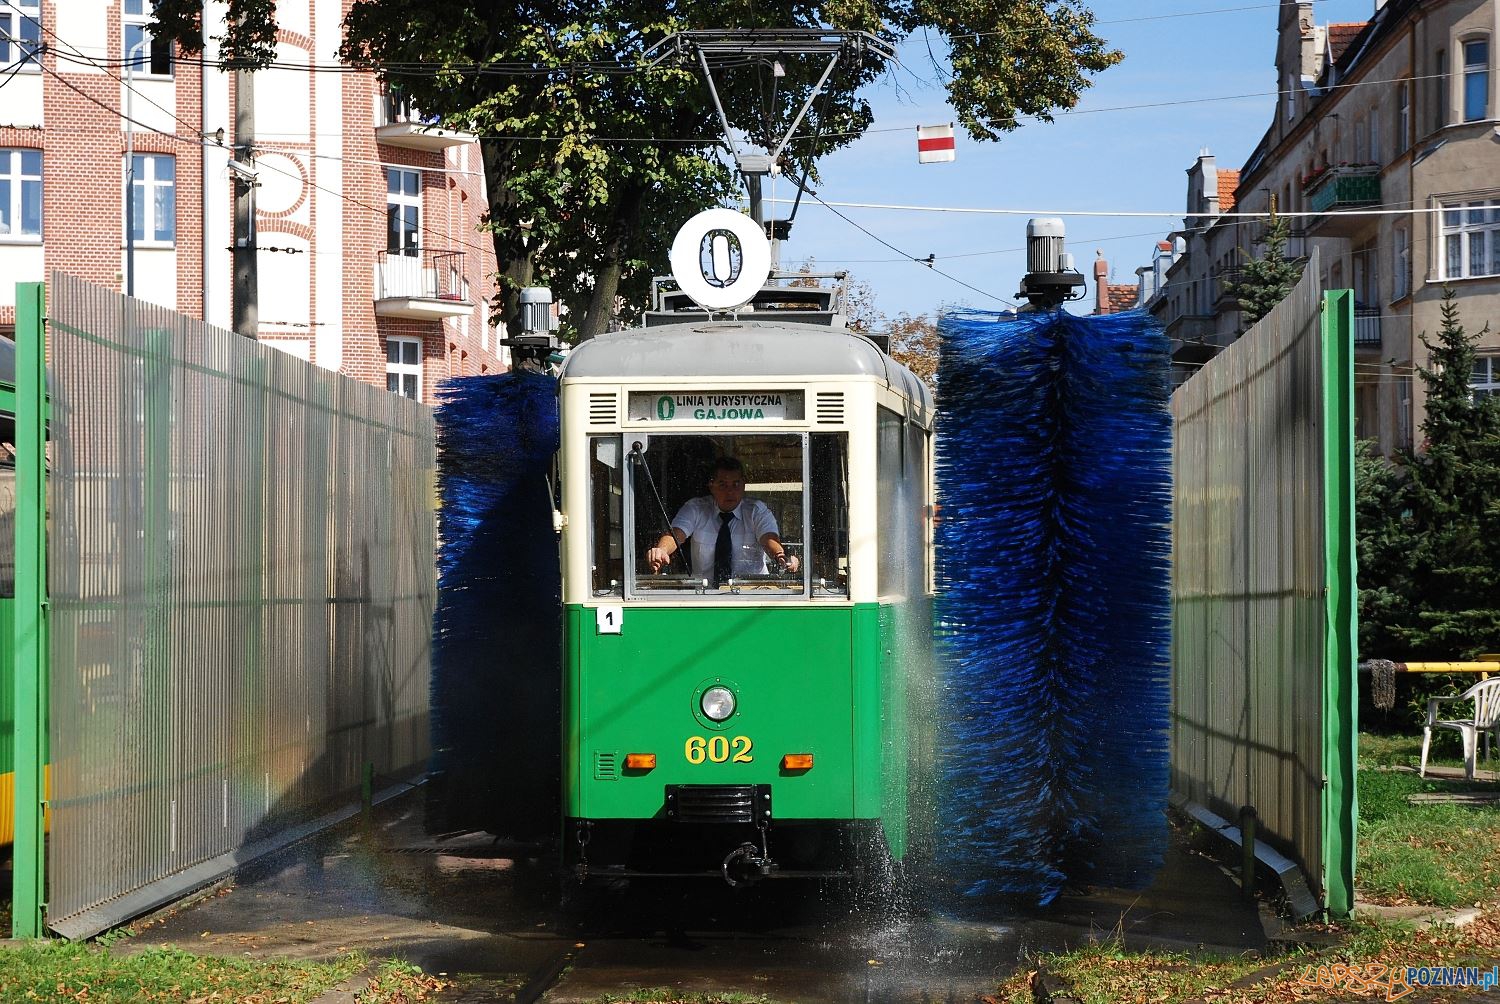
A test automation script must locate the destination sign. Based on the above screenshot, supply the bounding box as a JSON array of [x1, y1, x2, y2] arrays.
[[628, 391, 804, 423]]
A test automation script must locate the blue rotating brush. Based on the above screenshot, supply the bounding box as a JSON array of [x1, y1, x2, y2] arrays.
[[934, 308, 1172, 906], [427, 372, 561, 840]]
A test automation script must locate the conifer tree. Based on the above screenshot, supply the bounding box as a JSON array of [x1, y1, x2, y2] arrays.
[[1354, 438, 1414, 658], [1224, 215, 1305, 325], [1393, 289, 1500, 658]]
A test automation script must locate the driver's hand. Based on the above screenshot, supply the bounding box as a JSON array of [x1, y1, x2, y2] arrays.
[[779, 553, 800, 574], [646, 547, 670, 572]]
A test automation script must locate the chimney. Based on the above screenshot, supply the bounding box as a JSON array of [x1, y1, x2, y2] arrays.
[[1094, 250, 1110, 314]]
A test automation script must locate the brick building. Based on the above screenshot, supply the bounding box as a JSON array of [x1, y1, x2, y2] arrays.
[[0, 0, 507, 403], [1090, 250, 1140, 315]]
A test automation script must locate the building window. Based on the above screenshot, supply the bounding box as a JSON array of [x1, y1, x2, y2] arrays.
[[386, 337, 421, 400], [123, 0, 172, 76], [1354, 115, 1368, 163], [129, 153, 174, 244], [386, 168, 420, 256], [1393, 225, 1410, 300], [1396, 80, 1410, 153], [1474, 357, 1500, 401], [1441, 200, 1500, 279], [0, 0, 41, 69], [0, 149, 42, 240], [1463, 39, 1490, 122], [1368, 107, 1380, 163]]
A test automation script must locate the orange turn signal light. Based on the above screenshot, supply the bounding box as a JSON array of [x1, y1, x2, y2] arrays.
[[624, 753, 656, 770], [781, 753, 814, 770]]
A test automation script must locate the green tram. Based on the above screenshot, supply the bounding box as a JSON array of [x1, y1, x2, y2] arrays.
[[555, 300, 938, 885]]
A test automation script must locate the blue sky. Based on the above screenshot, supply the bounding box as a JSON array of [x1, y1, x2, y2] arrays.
[[769, 0, 1377, 322]]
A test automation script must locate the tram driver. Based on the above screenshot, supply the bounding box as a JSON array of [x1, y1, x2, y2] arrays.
[[644, 457, 800, 585]]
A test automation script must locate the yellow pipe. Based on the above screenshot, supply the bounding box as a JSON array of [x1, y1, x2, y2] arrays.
[[1396, 662, 1498, 673]]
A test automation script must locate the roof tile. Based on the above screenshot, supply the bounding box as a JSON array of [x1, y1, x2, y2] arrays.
[[1218, 169, 1241, 212], [1106, 283, 1137, 313], [1327, 22, 1368, 64]]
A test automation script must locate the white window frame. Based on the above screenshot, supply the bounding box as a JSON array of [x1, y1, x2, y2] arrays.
[[0, 0, 41, 70], [385, 336, 422, 401], [1462, 37, 1490, 123], [122, 0, 172, 77], [1473, 357, 1500, 401], [128, 153, 175, 246], [1440, 198, 1500, 280], [385, 167, 420, 256], [0, 148, 42, 242]]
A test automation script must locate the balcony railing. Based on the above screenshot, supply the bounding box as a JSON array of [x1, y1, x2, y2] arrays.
[[375, 249, 473, 320], [1354, 307, 1381, 347], [1305, 167, 1381, 236]]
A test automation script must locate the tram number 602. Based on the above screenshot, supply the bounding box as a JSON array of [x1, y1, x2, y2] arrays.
[[684, 735, 753, 765]]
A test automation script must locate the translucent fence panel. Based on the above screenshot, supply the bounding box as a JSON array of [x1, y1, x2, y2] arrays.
[[1170, 251, 1355, 914], [44, 274, 436, 936]]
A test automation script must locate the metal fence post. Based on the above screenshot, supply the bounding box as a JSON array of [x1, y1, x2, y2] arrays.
[[1321, 288, 1358, 917], [12, 281, 48, 938]]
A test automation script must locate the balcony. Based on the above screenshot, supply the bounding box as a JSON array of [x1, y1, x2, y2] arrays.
[[1165, 314, 1228, 363], [375, 90, 476, 152], [1354, 307, 1381, 348], [1304, 166, 1381, 237], [375, 249, 473, 320]]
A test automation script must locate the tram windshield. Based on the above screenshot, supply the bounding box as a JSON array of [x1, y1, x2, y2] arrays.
[[589, 432, 849, 599]]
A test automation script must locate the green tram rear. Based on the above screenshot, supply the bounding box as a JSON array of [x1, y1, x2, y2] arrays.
[[556, 317, 937, 884]]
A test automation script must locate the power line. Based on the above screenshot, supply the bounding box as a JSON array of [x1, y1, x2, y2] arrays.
[[27, 54, 502, 268], [807, 191, 1016, 307], [773, 196, 1453, 220]]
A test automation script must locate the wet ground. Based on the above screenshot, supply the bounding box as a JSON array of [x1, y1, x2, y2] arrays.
[[120, 794, 1267, 1003]]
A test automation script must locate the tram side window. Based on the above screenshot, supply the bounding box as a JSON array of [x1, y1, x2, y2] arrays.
[[590, 437, 624, 595], [876, 407, 926, 599], [627, 433, 806, 595], [808, 433, 849, 595]]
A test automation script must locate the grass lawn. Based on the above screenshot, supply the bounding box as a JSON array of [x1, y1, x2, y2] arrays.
[[984, 732, 1500, 1003], [1356, 733, 1500, 908], [985, 912, 1500, 1004], [0, 942, 448, 1004]]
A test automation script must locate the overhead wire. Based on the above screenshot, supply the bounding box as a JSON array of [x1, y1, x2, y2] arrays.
[[806, 191, 1016, 307], [24, 48, 503, 267], [7, 0, 1460, 329]]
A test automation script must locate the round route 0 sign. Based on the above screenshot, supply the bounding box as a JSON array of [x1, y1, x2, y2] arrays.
[[668, 208, 772, 313]]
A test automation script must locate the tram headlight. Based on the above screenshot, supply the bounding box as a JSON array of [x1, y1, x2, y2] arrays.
[[700, 686, 736, 722]]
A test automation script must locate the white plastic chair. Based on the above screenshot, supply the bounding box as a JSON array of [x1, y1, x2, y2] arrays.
[[1420, 678, 1500, 781]]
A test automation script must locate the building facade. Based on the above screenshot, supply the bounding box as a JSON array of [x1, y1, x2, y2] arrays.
[[0, 0, 508, 403], [1143, 0, 1499, 447]]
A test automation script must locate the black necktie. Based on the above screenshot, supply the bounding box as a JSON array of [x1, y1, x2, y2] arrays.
[[714, 511, 734, 585]]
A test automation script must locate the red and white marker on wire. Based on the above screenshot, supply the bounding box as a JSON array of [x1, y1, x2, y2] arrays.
[[916, 123, 956, 164]]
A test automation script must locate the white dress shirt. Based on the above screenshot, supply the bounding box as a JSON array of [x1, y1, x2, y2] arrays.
[[669, 496, 780, 581]]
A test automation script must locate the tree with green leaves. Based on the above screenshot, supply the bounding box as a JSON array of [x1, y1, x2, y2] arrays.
[[1223, 215, 1305, 326], [1389, 289, 1500, 659], [152, 1, 1123, 338]]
